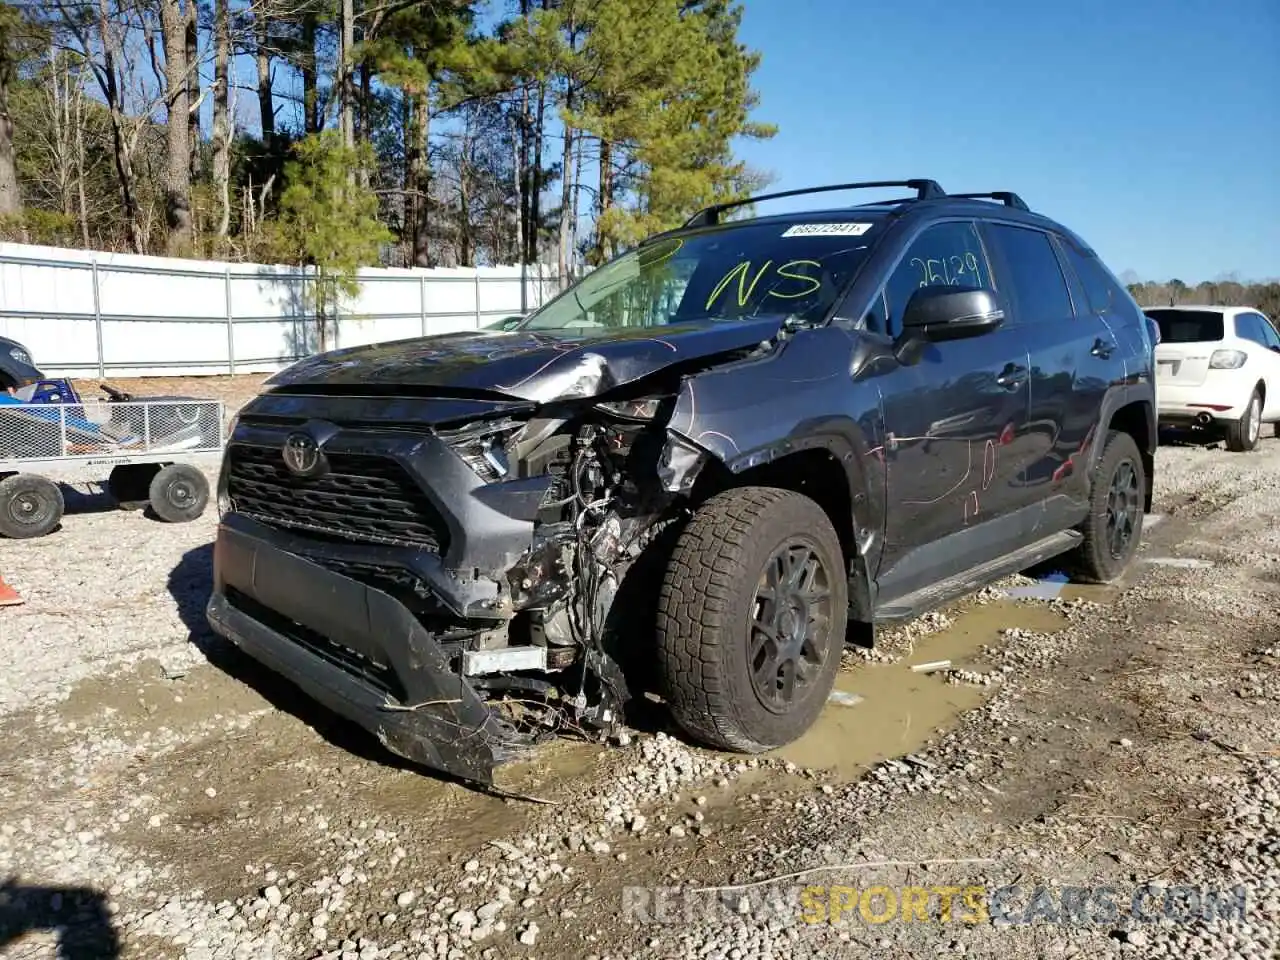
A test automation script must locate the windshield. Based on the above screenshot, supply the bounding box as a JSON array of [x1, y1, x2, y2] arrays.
[[520, 218, 884, 331], [1144, 309, 1224, 343]]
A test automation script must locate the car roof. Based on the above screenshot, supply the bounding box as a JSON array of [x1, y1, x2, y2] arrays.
[[650, 195, 1092, 253]]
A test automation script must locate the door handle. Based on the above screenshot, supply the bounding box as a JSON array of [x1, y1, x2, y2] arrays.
[[1091, 337, 1115, 359], [995, 363, 1027, 391]]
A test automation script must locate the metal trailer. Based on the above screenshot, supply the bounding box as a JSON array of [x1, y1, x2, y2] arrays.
[[0, 382, 226, 539]]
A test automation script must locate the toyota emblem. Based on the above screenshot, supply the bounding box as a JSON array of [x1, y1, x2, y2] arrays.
[[282, 431, 325, 477]]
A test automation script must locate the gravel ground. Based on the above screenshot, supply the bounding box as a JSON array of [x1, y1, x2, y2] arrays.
[[0, 424, 1277, 960]]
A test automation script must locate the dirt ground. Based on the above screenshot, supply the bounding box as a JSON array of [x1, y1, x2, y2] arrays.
[[0, 413, 1277, 960]]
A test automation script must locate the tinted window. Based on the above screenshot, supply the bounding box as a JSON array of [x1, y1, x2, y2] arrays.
[[1258, 315, 1280, 348], [1235, 313, 1268, 346], [1145, 309, 1224, 343], [881, 220, 992, 337], [1062, 244, 1116, 314], [986, 224, 1074, 322]]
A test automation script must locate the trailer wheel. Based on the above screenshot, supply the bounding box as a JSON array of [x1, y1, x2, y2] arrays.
[[148, 463, 210, 523], [107, 463, 161, 510], [0, 473, 64, 539]]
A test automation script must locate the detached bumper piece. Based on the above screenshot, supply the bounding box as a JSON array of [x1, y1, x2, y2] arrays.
[[206, 522, 529, 784]]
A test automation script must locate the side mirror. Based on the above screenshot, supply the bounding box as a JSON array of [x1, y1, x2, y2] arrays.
[[901, 286, 1004, 343]]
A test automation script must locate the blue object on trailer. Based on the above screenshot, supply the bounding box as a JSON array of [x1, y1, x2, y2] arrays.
[[26, 379, 82, 405], [0, 379, 139, 445]]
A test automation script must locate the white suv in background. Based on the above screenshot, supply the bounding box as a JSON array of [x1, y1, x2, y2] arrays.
[[1146, 305, 1280, 451]]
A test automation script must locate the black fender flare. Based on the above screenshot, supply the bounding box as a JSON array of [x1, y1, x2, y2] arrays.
[[1086, 381, 1157, 507], [663, 423, 883, 621]]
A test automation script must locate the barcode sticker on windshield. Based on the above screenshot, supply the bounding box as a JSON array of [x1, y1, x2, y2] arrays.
[[781, 222, 874, 238]]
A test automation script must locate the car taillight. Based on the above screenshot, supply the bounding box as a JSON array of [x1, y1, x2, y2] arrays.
[[1208, 349, 1247, 369]]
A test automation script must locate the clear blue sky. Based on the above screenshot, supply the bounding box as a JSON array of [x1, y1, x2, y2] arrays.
[[730, 0, 1280, 283]]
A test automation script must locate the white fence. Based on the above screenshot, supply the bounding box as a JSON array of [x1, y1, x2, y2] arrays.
[[0, 242, 565, 378]]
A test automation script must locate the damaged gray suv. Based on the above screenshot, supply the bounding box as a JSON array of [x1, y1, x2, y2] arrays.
[[207, 180, 1156, 784]]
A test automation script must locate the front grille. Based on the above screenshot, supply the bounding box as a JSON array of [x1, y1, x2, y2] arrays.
[[225, 587, 406, 701], [226, 443, 449, 550]]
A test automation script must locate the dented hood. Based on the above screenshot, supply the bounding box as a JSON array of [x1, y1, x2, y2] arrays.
[[265, 317, 785, 403]]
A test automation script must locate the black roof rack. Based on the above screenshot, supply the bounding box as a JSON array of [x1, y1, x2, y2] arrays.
[[682, 179, 946, 228], [949, 191, 1030, 212]]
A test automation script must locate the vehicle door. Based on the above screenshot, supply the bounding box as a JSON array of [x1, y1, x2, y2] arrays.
[[870, 218, 1032, 603], [1236, 312, 1280, 419], [983, 226, 1125, 532]]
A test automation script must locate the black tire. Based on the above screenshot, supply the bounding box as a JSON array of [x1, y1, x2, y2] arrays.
[[1224, 388, 1262, 452], [148, 463, 210, 523], [1063, 430, 1145, 584], [107, 463, 161, 509], [655, 486, 848, 753], [0, 473, 64, 539]]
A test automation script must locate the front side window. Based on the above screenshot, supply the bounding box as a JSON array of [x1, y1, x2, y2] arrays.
[[985, 224, 1074, 323], [520, 218, 884, 331], [880, 220, 993, 337]]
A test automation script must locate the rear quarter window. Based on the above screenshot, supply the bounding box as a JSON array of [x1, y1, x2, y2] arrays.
[[1144, 309, 1225, 343]]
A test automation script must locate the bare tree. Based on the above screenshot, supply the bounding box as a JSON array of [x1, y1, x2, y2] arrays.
[[339, 0, 353, 149], [0, 8, 22, 222], [212, 0, 231, 236], [159, 0, 193, 253]]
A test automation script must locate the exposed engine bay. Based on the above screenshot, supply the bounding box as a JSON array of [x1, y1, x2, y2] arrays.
[[426, 391, 715, 750]]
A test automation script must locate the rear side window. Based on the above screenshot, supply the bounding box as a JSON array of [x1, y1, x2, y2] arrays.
[[984, 224, 1074, 323], [1145, 309, 1224, 343]]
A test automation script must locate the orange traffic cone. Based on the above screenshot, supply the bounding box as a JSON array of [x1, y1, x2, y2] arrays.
[[0, 576, 22, 607]]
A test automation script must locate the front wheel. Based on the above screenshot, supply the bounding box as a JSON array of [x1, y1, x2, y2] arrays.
[[1225, 389, 1262, 452], [1064, 430, 1146, 584], [0, 473, 65, 539], [655, 486, 848, 753]]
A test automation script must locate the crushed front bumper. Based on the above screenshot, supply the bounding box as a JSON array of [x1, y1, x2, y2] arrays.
[[205, 519, 529, 784]]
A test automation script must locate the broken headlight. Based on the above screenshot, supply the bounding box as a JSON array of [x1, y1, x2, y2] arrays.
[[595, 396, 670, 421], [438, 418, 521, 482]]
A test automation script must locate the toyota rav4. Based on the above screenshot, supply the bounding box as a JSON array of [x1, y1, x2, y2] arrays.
[[206, 179, 1156, 784]]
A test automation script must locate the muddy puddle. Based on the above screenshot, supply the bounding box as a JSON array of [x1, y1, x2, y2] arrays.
[[766, 599, 1069, 778]]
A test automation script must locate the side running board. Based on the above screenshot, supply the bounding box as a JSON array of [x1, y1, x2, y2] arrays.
[[872, 530, 1083, 623]]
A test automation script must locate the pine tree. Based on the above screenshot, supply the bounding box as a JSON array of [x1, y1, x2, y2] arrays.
[[270, 130, 392, 351]]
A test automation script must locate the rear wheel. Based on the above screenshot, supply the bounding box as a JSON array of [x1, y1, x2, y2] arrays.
[[0, 473, 64, 539], [655, 486, 847, 753], [148, 463, 210, 523], [1064, 430, 1145, 584], [1225, 389, 1262, 452]]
